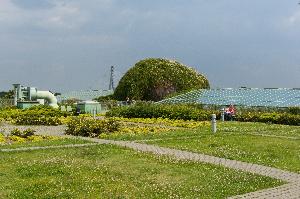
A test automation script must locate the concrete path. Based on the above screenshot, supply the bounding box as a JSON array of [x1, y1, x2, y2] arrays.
[[79, 137, 300, 199], [0, 123, 66, 136]]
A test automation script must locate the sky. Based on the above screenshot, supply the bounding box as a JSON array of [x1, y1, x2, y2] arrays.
[[0, 0, 300, 92]]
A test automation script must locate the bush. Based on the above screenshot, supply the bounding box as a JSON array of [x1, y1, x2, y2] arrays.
[[106, 102, 218, 121], [14, 115, 62, 126], [0, 105, 71, 125], [107, 102, 300, 126], [10, 128, 36, 138], [24, 105, 71, 117], [114, 58, 210, 101], [287, 107, 300, 115], [235, 112, 300, 126], [65, 117, 120, 137], [0, 107, 21, 121], [0, 133, 5, 143]]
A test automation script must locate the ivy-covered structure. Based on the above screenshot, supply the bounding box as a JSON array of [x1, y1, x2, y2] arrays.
[[114, 58, 210, 101]]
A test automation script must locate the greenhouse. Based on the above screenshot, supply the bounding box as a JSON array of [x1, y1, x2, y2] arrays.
[[56, 90, 113, 102], [159, 88, 300, 107]]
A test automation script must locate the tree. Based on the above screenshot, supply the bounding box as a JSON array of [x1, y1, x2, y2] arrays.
[[0, 90, 14, 99], [114, 58, 210, 101]]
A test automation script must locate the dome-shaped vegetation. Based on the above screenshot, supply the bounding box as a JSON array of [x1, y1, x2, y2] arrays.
[[114, 58, 210, 101]]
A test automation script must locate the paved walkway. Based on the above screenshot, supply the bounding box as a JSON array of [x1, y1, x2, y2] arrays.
[[79, 137, 300, 199], [0, 123, 65, 136]]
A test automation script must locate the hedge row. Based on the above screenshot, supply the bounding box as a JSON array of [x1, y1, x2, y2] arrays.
[[14, 115, 62, 126], [106, 103, 300, 126], [235, 112, 300, 126], [0, 106, 70, 125], [106, 103, 218, 121], [236, 106, 300, 115]]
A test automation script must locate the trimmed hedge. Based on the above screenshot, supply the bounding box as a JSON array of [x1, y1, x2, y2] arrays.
[[14, 115, 62, 126], [236, 112, 300, 126], [0, 106, 71, 125], [106, 103, 300, 126], [106, 103, 218, 121]]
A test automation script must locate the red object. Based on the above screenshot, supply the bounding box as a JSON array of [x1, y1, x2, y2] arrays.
[[225, 105, 236, 114]]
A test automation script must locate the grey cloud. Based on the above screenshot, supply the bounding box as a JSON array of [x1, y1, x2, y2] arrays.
[[0, 0, 300, 92], [11, 0, 55, 10]]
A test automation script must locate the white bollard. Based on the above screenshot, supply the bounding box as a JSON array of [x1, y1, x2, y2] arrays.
[[221, 108, 225, 122], [93, 109, 96, 119], [212, 114, 217, 133]]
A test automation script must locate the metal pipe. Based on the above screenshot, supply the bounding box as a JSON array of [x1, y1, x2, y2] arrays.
[[30, 88, 58, 108]]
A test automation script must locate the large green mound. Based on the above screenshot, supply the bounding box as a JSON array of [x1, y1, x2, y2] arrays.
[[114, 58, 210, 101]]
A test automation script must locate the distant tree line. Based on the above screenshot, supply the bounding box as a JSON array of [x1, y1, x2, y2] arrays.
[[0, 90, 14, 99]]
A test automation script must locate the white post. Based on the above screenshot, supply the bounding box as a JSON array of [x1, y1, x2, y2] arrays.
[[93, 109, 96, 119], [221, 108, 225, 122], [212, 114, 217, 133]]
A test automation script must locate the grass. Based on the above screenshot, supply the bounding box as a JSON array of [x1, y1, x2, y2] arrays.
[[102, 121, 300, 141], [110, 122, 299, 173], [145, 132, 300, 173], [0, 137, 93, 149], [0, 120, 298, 197], [218, 122, 300, 138], [0, 144, 282, 199]]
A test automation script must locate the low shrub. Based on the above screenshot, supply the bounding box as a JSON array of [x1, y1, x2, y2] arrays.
[[107, 102, 300, 126], [9, 135, 26, 143], [235, 112, 300, 126], [99, 126, 172, 139], [112, 117, 210, 128], [0, 105, 71, 125], [25, 105, 71, 117], [1, 130, 61, 145], [10, 128, 36, 138], [14, 115, 62, 125], [0, 133, 5, 144], [0, 107, 21, 121], [10, 128, 22, 137], [287, 107, 300, 115], [65, 117, 120, 137], [106, 102, 218, 121]]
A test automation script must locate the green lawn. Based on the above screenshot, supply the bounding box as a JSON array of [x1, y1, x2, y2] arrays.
[[0, 145, 282, 199], [145, 132, 300, 173], [101, 122, 300, 173], [126, 122, 300, 173], [0, 137, 93, 149], [103, 121, 300, 141], [218, 122, 300, 138]]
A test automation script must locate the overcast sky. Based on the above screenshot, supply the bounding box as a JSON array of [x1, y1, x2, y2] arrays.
[[1, 0, 300, 92]]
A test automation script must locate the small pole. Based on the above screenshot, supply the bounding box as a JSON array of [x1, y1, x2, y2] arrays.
[[212, 114, 217, 133], [93, 109, 96, 119], [221, 108, 225, 121]]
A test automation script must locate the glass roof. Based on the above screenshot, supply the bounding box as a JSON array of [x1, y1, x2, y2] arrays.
[[57, 90, 113, 102], [159, 88, 300, 107]]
